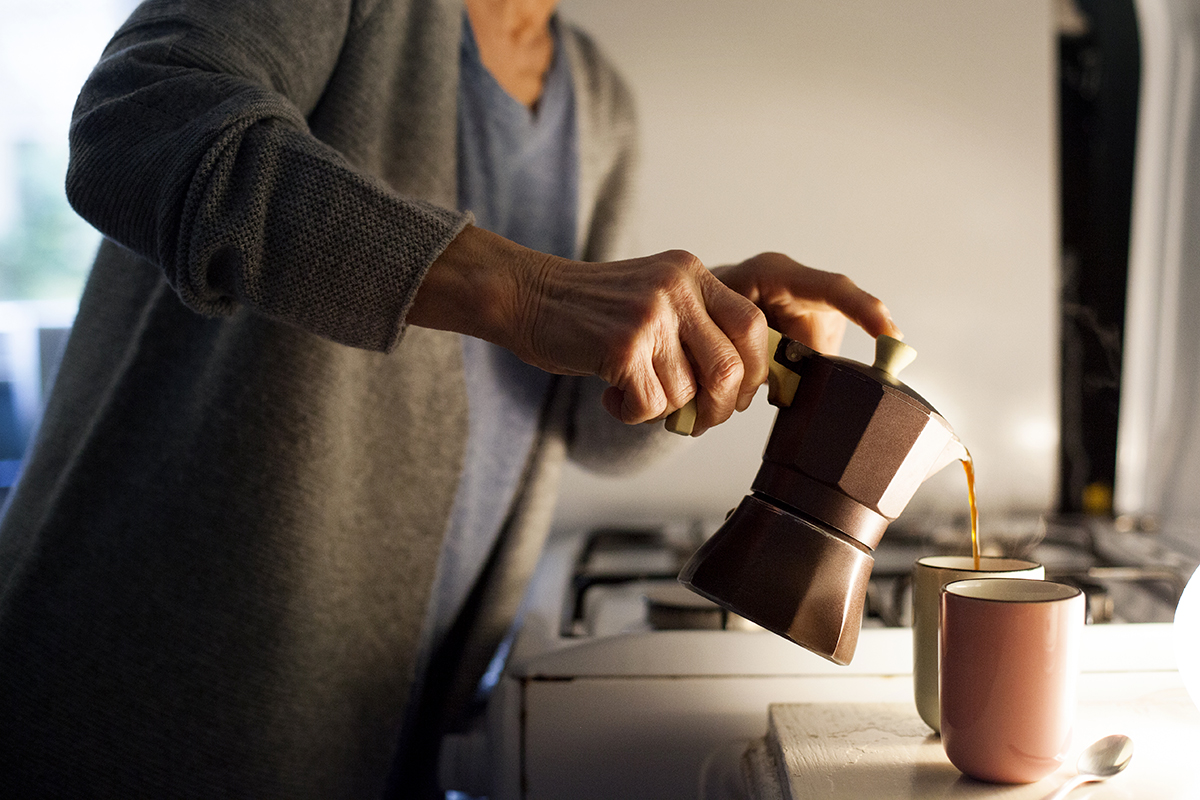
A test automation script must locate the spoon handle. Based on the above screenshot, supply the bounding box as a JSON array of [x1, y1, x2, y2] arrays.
[[1043, 774, 1089, 800]]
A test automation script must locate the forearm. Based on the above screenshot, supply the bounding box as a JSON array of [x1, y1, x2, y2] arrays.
[[408, 224, 556, 355]]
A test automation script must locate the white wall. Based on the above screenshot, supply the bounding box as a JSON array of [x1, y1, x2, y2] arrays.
[[553, 0, 1058, 528]]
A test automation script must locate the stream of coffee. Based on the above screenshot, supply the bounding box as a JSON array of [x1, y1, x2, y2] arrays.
[[963, 452, 979, 569]]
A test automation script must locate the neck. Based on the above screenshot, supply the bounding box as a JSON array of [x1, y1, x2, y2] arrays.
[[467, 0, 557, 40], [465, 0, 558, 108]]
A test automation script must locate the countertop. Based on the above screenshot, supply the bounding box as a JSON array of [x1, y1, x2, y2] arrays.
[[736, 623, 1199, 799], [742, 689, 1200, 799]]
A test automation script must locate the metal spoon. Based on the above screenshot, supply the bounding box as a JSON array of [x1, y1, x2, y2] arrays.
[[1045, 734, 1134, 800]]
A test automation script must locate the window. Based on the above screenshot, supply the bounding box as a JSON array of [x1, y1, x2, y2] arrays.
[[0, 0, 137, 492]]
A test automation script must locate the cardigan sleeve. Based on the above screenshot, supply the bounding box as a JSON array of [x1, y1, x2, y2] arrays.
[[66, 0, 470, 353]]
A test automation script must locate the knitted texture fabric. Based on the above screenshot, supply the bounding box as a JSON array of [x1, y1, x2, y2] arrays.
[[0, 0, 669, 796]]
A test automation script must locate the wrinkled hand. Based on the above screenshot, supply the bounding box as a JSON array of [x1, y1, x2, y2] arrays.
[[511, 249, 769, 432], [510, 249, 901, 435], [712, 252, 901, 355], [412, 227, 899, 436]]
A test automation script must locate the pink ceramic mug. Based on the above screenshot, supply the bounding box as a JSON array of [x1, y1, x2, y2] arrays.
[[939, 578, 1085, 783]]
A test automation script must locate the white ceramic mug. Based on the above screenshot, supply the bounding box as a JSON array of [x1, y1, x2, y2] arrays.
[[911, 555, 1043, 731]]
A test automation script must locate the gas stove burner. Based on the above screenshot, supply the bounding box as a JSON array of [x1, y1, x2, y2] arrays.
[[642, 583, 759, 631], [562, 523, 711, 637]]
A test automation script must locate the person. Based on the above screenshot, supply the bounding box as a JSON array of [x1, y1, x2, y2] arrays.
[[0, 0, 899, 796]]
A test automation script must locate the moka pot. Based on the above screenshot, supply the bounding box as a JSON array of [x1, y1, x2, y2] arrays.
[[669, 332, 966, 665]]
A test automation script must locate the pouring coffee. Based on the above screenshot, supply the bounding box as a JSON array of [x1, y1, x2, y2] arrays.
[[668, 331, 967, 665]]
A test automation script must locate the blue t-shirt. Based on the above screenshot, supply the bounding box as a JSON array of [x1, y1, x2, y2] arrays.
[[425, 13, 579, 649]]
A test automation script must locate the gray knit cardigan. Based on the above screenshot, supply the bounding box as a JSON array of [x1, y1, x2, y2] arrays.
[[0, 0, 668, 796]]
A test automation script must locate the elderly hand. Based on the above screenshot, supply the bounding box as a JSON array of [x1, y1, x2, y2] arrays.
[[514, 247, 769, 432], [411, 226, 899, 435], [712, 252, 901, 355]]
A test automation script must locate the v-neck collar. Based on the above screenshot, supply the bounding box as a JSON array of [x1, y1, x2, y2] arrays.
[[460, 11, 567, 127]]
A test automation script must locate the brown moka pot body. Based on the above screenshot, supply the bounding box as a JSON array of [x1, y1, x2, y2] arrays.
[[679, 335, 964, 665]]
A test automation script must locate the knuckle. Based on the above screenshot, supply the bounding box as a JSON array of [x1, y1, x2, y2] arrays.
[[652, 252, 701, 285], [636, 252, 709, 319], [632, 393, 667, 422], [654, 251, 707, 289], [732, 303, 768, 338], [603, 364, 663, 424], [662, 249, 704, 270], [664, 382, 695, 410], [827, 272, 859, 297], [706, 349, 744, 391]]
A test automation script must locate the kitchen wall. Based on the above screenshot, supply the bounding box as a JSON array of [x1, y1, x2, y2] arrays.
[[553, 0, 1059, 529]]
